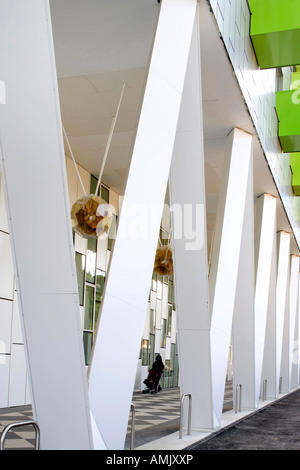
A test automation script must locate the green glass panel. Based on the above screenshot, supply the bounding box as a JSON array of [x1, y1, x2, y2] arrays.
[[75, 252, 85, 306], [84, 285, 94, 331]]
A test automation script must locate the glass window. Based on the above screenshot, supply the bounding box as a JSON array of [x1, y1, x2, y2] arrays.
[[157, 276, 162, 300], [161, 318, 166, 348], [95, 269, 106, 326], [142, 339, 149, 366], [168, 277, 173, 304], [160, 227, 169, 246], [163, 360, 170, 389], [101, 185, 109, 203], [90, 176, 109, 203], [90, 175, 99, 195], [150, 309, 156, 335], [149, 334, 155, 367], [167, 305, 172, 336], [151, 272, 157, 292], [86, 238, 97, 283], [83, 331, 93, 366], [84, 285, 94, 331], [75, 252, 85, 306]]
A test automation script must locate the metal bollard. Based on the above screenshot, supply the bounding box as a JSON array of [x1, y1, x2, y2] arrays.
[[279, 376, 282, 395], [130, 404, 135, 450], [235, 384, 242, 413], [262, 379, 268, 401], [179, 394, 192, 439]]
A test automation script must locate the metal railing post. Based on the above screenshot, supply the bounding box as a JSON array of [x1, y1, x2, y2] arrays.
[[279, 376, 282, 395], [179, 394, 192, 439], [130, 403, 135, 450], [0, 421, 40, 450], [262, 379, 267, 401], [235, 384, 242, 413]]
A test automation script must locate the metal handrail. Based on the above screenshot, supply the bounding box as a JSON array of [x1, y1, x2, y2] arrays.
[[130, 404, 135, 450], [235, 384, 242, 413], [179, 393, 192, 439], [0, 420, 40, 450]]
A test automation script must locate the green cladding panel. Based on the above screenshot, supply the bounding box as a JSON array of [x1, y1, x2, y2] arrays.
[[276, 90, 300, 153], [248, 0, 300, 69], [290, 153, 300, 196]]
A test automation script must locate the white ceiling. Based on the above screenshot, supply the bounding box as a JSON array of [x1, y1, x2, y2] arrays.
[[49, 0, 299, 254]]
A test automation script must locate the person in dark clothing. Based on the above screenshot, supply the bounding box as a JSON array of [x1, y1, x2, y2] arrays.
[[143, 355, 164, 394]]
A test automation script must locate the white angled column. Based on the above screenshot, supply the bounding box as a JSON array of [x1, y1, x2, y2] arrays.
[[0, 0, 93, 449], [255, 194, 277, 401], [292, 275, 300, 388], [88, 0, 198, 450], [277, 231, 291, 394], [232, 144, 256, 410], [289, 256, 300, 390], [209, 128, 253, 426], [169, 5, 214, 430]]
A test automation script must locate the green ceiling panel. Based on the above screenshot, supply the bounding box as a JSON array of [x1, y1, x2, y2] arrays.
[[248, 0, 300, 69], [276, 90, 300, 152], [290, 153, 300, 196]]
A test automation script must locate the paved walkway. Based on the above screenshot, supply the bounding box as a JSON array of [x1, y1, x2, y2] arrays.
[[0, 383, 233, 450], [3, 382, 300, 450]]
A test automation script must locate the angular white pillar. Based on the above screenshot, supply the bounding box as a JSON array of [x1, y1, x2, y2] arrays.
[[277, 231, 291, 394], [0, 0, 93, 449], [88, 0, 198, 450], [209, 128, 253, 426], [292, 275, 300, 388], [289, 256, 300, 390], [255, 194, 277, 401], [232, 146, 256, 410], [169, 5, 214, 430]]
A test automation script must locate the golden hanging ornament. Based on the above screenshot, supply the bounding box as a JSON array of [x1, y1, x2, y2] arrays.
[[71, 194, 113, 239], [154, 243, 173, 276]]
